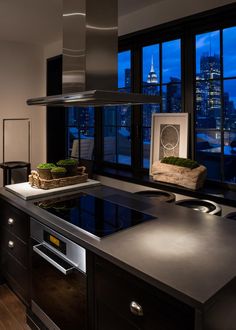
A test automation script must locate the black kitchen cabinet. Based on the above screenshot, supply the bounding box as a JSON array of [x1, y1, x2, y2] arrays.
[[0, 198, 30, 306], [1, 189, 236, 330], [94, 256, 195, 330]]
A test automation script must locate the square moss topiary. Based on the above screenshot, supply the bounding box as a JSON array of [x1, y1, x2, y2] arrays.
[[161, 157, 199, 169], [56, 159, 78, 176], [51, 166, 67, 179], [37, 163, 56, 180]]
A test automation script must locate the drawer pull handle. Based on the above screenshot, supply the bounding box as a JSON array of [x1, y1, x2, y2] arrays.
[[130, 301, 143, 316], [8, 218, 15, 225], [8, 241, 14, 249]]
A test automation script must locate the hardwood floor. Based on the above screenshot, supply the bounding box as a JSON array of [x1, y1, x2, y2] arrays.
[[0, 284, 30, 330]]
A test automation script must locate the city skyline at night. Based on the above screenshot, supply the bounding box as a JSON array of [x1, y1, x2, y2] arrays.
[[66, 26, 236, 181]]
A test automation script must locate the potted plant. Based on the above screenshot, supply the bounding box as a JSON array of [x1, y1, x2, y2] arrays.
[[37, 163, 56, 180], [51, 166, 67, 179], [56, 159, 78, 176]]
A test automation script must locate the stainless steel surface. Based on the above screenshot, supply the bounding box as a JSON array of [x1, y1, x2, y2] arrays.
[[8, 217, 14, 225], [33, 243, 75, 275], [31, 217, 86, 273], [63, 0, 86, 93], [175, 199, 222, 215], [32, 301, 60, 330], [130, 301, 144, 316], [84, 0, 118, 92], [27, 90, 161, 107], [27, 0, 161, 107], [8, 240, 14, 248], [63, 0, 117, 93]]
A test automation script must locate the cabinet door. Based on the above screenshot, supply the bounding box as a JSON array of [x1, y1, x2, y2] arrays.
[[1, 229, 28, 266], [0, 198, 30, 306], [96, 300, 141, 330], [0, 199, 29, 242], [0, 246, 29, 305], [94, 257, 194, 330]]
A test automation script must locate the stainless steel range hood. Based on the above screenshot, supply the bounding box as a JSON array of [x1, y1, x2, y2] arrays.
[[27, 0, 161, 107]]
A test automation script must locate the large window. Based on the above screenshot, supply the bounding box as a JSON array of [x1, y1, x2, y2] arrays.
[[142, 39, 181, 168], [103, 50, 132, 165], [63, 4, 236, 188], [195, 26, 236, 183], [67, 107, 95, 160]]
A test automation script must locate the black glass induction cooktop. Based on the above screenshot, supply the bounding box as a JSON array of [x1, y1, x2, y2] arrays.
[[35, 192, 156, 238]]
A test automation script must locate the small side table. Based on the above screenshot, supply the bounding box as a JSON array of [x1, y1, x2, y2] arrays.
[[0, 161, 31, 186]]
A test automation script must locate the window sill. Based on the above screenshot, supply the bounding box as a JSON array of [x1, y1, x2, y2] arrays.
[[95, 167, 236, 208]]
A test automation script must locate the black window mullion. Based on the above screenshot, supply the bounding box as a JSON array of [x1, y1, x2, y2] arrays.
[[159, 42, 163, 112], [132, 45, 142, 173], [186, 31, 198, 160], [115, 109, 118, 163], [220, 28, 225, 182], [94, 107, 103, 165]]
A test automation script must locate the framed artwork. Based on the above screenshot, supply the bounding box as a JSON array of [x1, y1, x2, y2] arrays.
[[150, 113, 189, 174]]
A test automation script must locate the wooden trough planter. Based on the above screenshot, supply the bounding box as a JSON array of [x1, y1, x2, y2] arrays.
[[151, 160, 207, 190]]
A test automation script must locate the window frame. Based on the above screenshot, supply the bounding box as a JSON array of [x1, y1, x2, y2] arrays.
[[60, 3, 236, 189], [115, 28, 185, 174], [115, 3, 236, 186]]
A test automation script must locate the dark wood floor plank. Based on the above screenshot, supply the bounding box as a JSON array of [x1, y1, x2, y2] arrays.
[[0, 285, 26, 326], [0, 284, 29, 330], [0, 318, 7, 330], [0, 300, 24, 330]]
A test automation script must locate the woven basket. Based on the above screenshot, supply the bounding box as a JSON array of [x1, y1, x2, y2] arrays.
[[29, 166, 88, 190]]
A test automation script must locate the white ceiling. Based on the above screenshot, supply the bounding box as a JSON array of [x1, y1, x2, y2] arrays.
[[119, 0, 162, 15], [0, 0, 161, 46]]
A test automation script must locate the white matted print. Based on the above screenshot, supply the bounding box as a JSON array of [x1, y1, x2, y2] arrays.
[[150, 113, 188, 174]]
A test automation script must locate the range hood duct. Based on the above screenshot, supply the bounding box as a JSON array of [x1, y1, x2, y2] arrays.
[[27, 0, 161, 107]]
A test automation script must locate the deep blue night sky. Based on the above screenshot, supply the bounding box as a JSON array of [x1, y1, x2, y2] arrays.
[[118, 27, 236, 107]]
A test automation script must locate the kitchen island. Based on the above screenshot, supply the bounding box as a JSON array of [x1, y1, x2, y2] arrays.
[[1, 184, 236, 329]]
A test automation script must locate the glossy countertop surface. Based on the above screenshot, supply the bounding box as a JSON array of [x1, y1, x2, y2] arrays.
[[1, 184, 236, 309]]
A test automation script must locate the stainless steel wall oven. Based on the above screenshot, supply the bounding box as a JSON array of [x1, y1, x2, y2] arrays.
[[30, 218, 87, 330]]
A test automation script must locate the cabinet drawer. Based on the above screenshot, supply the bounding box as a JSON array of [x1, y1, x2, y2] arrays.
[[95, 258, 194, 330], [0, 228, 28, 266], [1, 247, 29, 293], [5, 271, 30, 307], [0, 200, 29, 242]]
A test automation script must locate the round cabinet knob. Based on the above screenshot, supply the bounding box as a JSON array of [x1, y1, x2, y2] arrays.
[[130, 301, 143, 316], [8, 241, 14, 249], [8, 218, 15, 225]]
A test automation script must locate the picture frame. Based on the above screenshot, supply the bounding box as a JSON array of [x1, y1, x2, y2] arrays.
[[150, 113, 189, 174]]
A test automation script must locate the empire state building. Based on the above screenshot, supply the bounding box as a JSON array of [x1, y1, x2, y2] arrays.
[[147, 56, 158, 84]]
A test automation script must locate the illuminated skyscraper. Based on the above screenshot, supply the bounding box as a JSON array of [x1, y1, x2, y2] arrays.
[[142, 55, 159, 140], [147, 56, 158, 84], [196, 54, 221, 122], [166, 77, 181, 112]]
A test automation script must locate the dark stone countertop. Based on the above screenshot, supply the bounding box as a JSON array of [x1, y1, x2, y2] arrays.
[[1, 184, 236, 310]]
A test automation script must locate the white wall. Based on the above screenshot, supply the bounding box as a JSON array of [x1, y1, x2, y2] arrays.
[[119, 0, 235, 35], [44, 40, 62, 60], [0, 41, 46, 186]]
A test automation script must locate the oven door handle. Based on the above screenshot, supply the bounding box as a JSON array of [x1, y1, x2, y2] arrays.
[[33, 243, 75, 275]]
